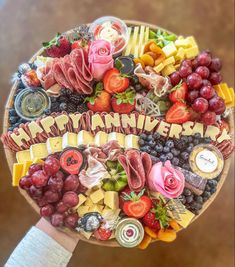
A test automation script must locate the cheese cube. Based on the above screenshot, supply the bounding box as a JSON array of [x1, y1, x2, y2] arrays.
[[108, 132, 125, 147], [104, 191, 119, 210], [162, 56, 175, 66], [21, 161, 33, 176], [174, 63, 181, 70], [220, 83, 232, 103], [16, 150, 31, 163], [62, 132, 78, 149], [89, 204, 104, 213], [161, 64, 176, 76], [77, 130, 94, 146], [46, 137, 63, 154], [12, 163, 23, 186], [226, 88, 235, 108], [177, 35, 184, 40], [125, 134, 139, 149], [30, 143, 48, 160], [73, 194, 87, 210], [85, 197, 93, 207], [175, 38, 190, 48], [94, 131, 108, 147], [162, 42, 177, 57], [33, 158, 44, 164], [186, 36, 197, 47], [185, 46, 199, 59], [90, 188, 105, 204], [85, 188, 92, 196], [77, 205, 90, 217], [153, 63, 164, 73], [175, 47, 185, 61]]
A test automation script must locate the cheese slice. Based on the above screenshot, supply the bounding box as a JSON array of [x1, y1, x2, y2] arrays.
[[104, 191, 119, 210], [30, 143, 48, 160], [125, 134, 139, 149], [175, 47, 185, 61], [130, 26, 139, 55], [220, 83, 233, 103], [226, 87, 235, 108], [153, 63, 164, 73], [85, 197, 94, 207], [62, 132, 78, 149], [137, 25, 145, 57], [12, 163, 24, 186], [162, 56, 175, 66], [124, 27, 133, 56], [108, 132, 125, 147], [94, 131, 108, 147], [214, 84, 226, 99], [46, 137, 63, 154], [16, 150, 31, 163], [186, 36, 197, 47], [77, 130, 94, 146], [21, 160, 33, 177]]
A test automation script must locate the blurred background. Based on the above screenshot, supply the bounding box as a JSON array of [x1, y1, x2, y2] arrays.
[[0, 0, 234, 266]]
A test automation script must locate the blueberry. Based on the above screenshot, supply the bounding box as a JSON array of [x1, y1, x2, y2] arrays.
[[195, 196, 203, 204], [188, 136, 193, 142], [155, 144, 163, 153], [181, 136, 189, 143], [44, 109, 51, 116], [150, 150, 157, 157], [182, 163, 190, 170], [50, 96, 57, 103], [18, 79, 25, 89], [9, 116, 19, 124], [186, 145, 194, 153], [159, 154, 167, 162], [144, 146, 151, 154], [193, 139, 200, 145], [150, 156, 160, 164], [138, 139, 145, 146], [18, 118, 27, 124], [60, 88, 68, 95], [148, 140, 156, 148], [210, 188, 217, 194], [9, 108, 17, 116], [171, 148, 180, 156], [59, 102, 67, 111], [8, 127, 14, 132], [191, 202, 202, 210], [140, 133, 147, 140], [202, 191, 211, 198], [165, 140, 174, 148], [205, 184, 211, 192], [163, 146, 170, 153], [186, 195, 194, 204], [171, 157, 179, 166], [146, 135, 153, 141], [179, 195, 186, 205], [194, 133, 201, 139], [207, 179, 217, 188], [166, 152, 174, 160], [181, 152, 189, 161], [183, 188, 192, 196], [153, 132, 161, 140]]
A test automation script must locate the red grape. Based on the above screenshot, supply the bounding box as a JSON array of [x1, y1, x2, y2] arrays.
[[51, 213, 64, 227], [197, 52, 212, 66], [44, 190, 60, 203], [181, 59, 192, 67], [191, 58, 199, 70], [201, 79, 212, 87], [62, 191, 79, 207], [37, 197, 48, 207], [53, 171, 65, 181], [201, 111, 216, 125], [187, 90, 199, 103], [186, 73, 202, 90], [56, 201, 69, 213], [209, 95, 226, 114], [192, 97, 209, 113], [28, 185, 43, 200], [63, 175, 80, 192], [43, 157, 60, 176], [170, 71, 181, 86], [31, 170, 49, 188], [19, 175, 32, 189], [195, 66, 210, 79], [209, 72, 222, 85], [209, 58, 222, 72], [48, 176, 64, 192], [64, 213, 79, 229], [28, 164, 42, 176], [200, 85, 216, 99], [40, 204, 54, 217], [179, 65, 192, 78]]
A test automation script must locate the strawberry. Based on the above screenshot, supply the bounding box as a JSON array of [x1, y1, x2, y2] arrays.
[[103, 68, 129, 94], [142, 212, 161, 231], [85, 82, 111, 112], [169, 81, 188, 103], [166, 102, 191, 124], [122, 189, 152, 219], [94, 227, 112, 241], [111, 88, 136, 114], [42, 33, 71, 58]]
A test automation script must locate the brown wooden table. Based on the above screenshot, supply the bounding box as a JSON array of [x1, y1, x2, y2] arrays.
[[0, 0, 234, 266]]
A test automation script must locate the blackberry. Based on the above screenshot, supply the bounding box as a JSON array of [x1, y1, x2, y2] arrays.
[[58, 95, 69, 103], [67, 102, 77, 113], [60, 88, 72, 96], [50, 96, 57, 103], [70, 94, 84, 105], [59, 102, 68, 111], [51, 102, 60, 112], [77, 103, 88, 113]]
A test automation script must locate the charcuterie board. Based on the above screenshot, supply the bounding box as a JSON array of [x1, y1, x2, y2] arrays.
[[2, 18, 234, 248]]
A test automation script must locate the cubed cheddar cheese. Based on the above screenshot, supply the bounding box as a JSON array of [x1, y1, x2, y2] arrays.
[[175, 38, 190, 48], [89, 204, 104, 213], [162, 42, 177, 57], [16, 150, 31, 163], [162, 56, 175, 66], [186, 36, 197, 47], [73, 194, 87, 210], [12, 163, 24, 186], [220, 83, 233, 103], [161, 64, 176, 76], [85, 197, 93, 207], [185, 46, 199, 59], [46, 137, 63, 154], [90, 188, 105, 204], [77, 206, 90, 217], [153, 63, 164, 73], [30, 143, 48, 160], [21, 161, 33, 176], [175, 47, 185, 61], [104, 191, 119, 210]]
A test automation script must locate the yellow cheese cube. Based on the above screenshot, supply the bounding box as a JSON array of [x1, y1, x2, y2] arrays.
[[125, 134, 139, 149], [185, 46, 199, 59], [16, 150, 31, 163], [161, 64, 176, 76], [214, 84, 225, 99], [108, 132, 125, 148], [174, 63, 181, 70], [102, 206, 112, 216], [186, 36, 197, 47], [221, 83, 233, 103], [77, 205, 90, 217], [175, 47, 185, 61], [153, 63, 164, 73], [89, 204, 104, 213], [77, 130, 94, 146], [30, 143, 48, 160], [85, 197, 93, 207], [22, 161, 33, 177], [73, 194, 87, 211], [177, 35, 184, 40], [162, 42, 177, 57], [12, 163, 24, 186], [162, 56, 175, 66], [33, 158, 44, 164], [90, 188, 105, 204], [104, 191, 119, 210], [175, 39, 190, 48], [46, 137, 63, 154], [85, 189, 92, 196], [226, 88, 235, 108], [62, 132, 78, 149]]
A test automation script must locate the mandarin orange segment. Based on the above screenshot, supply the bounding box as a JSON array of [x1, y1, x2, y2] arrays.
[[144, 226, 158, 239], [146, 51, 158, 60], [140, 54, 155, 67], [155, 54, 165, 66], [144, 40, 156, 53], [169, 220, 181, 232], [134, 58, 145, 68], [138, 233, 152, 250], [157, 229, 177, 242]]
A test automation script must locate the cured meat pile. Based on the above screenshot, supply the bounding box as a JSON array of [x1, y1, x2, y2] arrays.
[[42, 48, 93, 94]]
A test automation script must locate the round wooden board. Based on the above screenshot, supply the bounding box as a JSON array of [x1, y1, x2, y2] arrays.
[[2, 20, 234, 247]]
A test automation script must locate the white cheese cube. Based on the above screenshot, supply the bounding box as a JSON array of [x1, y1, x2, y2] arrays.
[[30, 143, 48, 160], [94, 131, 108, 147], [125, 134, 139, 149], [108, 132, 125, 147], [46, 137, 63, 154], [162, 42, 177, 57], [77, 130, 94, 146], [62, 132, 78, 149], [16, 150, 31, 163]]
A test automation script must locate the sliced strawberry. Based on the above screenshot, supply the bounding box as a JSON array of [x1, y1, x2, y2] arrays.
[[166, 102, 191, 124], [94, 227, 112, 241], [103, 68, 129, 94], [169, 81, 188, 103]]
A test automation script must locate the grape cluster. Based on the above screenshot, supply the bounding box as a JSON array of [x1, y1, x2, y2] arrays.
[[179, 178, 218, 215], [139, 132, 211, 169], [19, 155, 85, 229], [170, 51, 225, 126]]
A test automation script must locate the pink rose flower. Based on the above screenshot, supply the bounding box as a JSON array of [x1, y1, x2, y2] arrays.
[[88, 40, 114, 80], [148, 160, 185, 198]]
